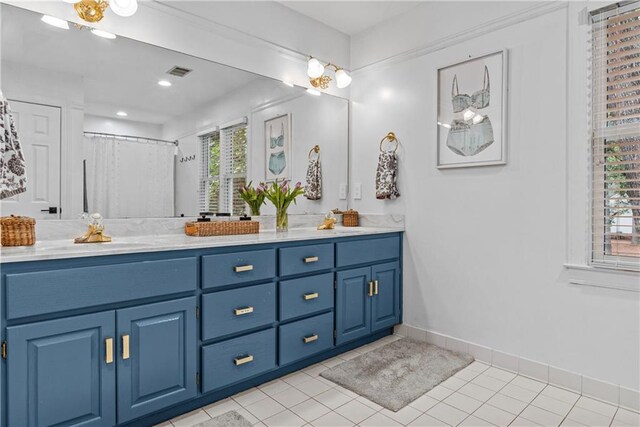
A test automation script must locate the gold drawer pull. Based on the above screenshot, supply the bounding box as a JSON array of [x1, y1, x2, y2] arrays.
[[105, 338, 114, 364], [235, 265, 254, 273], [303, 292, 319, 300], [234, 355, 254, 365], [303, 334, 318, 344], [374, 280, 379, 295], [368, 281, 374, 297], [234, 306, 254, 316], [122, 334, 130, 360], [304, 256, 319, 263]]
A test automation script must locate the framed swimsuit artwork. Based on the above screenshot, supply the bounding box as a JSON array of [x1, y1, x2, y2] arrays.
[[437, 50, 508, 168], [264, 114, 292, 181]]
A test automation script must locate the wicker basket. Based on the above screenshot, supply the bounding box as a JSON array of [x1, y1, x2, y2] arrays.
[[185, 220, 259, 237], [342, 210, 359, 227], [1, 215, 36, 246]]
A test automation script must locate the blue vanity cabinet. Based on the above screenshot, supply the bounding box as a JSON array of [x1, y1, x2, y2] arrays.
[[371, 262, 401, 332], [6, 311, 116, 427], [0, 232, 403, 427], [116, 297, 197, 424], [335, 234, 402, 346], [335, 267, 372, 345]]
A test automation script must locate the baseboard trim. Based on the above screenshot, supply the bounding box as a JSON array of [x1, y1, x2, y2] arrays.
[[394, 324, 639, 412]]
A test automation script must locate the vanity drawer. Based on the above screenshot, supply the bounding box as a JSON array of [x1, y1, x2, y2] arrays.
[[202, 282, 276, 341], [5, 258, 197, 320], [279, 273, 334, 321], [279, 243, 334, 277], [202, 249, 276, 289], [202, 328, 276, 393], [336, 235, 400, 267], [279, 312, 334, 366]]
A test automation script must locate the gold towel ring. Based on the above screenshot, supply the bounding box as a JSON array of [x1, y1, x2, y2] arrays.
[[379, 132, 399, 153], [308, 145, 320, 160]]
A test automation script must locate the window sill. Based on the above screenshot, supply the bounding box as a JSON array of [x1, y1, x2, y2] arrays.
[[564, 263, 640, 293]]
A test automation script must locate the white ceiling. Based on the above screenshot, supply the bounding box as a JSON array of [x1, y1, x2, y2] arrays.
[[1, 5, 267, 124], [277, 1, 422, 36]]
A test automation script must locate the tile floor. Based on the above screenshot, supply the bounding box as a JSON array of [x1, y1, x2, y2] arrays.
[[158, 335, 639, 427]]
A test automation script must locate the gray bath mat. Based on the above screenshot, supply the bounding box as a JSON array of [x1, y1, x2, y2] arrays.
[[192, 410, 253, 427], [321, 338, 474, 411]]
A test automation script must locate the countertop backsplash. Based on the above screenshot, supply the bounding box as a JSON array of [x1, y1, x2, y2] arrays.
[[32, 214, 404, 242]]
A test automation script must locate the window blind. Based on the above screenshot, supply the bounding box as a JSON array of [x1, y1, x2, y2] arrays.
[[590, 1, 640, 270], [219, 122, 248, 215], [199, 131, 220, 214], [199, 118, 247, 216]]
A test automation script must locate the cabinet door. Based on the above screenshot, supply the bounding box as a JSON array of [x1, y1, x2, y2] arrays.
[[335, 267, 371, 345], [7, 311, 116, 427], [371, 262, 401, 332], [117, 297, 197, 423]]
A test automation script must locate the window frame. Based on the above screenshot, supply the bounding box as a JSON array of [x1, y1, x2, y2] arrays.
[[199, 119, 248, 215]]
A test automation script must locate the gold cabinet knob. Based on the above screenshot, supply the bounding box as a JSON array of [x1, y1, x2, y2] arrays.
[[234, 265, 254, 273], [303, 292, 319, 300], [234, 306, 254, 316], [105, 338, 114, 364], [122, 334, 130, 360], [304, 256, 319, 263], [234, 354, 254, 365], [303, 334, 318, 344]]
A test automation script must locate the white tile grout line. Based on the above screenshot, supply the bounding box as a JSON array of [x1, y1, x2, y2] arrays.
[[172, 336, 636, 427]]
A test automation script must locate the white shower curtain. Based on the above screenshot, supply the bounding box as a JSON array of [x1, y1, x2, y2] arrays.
[[86, 136, 175, 218]]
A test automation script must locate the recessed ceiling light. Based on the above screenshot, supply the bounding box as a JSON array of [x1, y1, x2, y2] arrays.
[[41, 15, 69, 30], [158, 80, 172, 87], [116, 111, 128, 117], [91, 29, 116, 39], [306, 88, 321, 96]]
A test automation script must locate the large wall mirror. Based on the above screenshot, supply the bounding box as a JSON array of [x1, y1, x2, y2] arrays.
[[0, 4, 349, 220]]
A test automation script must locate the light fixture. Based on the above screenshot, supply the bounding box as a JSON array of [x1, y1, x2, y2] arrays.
[[306, 57, 352, 91], [307, 58, 325, 79], [158, 80, 172, 87], [116, 111, 128, 117], [66, 0, 138, 23], [306, 88, 321, 96], [109, 0, 138, 17], [334, 68, 352, 89], [91, 28, 116, 39], [41, 15, 70, 29]]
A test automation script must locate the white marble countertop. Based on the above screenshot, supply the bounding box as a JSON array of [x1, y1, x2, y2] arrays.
[[0, 226, 403, 263]]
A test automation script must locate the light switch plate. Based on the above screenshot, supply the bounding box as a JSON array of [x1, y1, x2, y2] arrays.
[[353, 183, 362, 200], [339, 184, 347, 200]]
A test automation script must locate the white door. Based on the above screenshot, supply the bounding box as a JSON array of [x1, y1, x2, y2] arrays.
[[0, 101, 61, 219]]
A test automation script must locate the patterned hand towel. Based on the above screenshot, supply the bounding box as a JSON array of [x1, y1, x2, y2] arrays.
[[304, 157, 322, 200], [375, 151, 400, 199], [0, 93, 27, 199]]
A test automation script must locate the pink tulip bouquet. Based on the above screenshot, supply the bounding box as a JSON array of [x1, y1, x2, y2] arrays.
[[262, 179, 304, 232]]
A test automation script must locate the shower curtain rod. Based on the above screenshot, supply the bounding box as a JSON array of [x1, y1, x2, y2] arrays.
[[84, 132, 179, 146]]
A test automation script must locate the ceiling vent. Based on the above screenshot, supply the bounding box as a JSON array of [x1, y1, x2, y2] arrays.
[[166, 66, 192, 77]]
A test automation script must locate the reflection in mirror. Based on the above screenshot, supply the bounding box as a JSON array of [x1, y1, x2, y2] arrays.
[[0, 4, 348, 220]]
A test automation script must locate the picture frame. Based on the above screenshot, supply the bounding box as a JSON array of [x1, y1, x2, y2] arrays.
[[437, 49, 508, 168], [264, 113, 292, 181]]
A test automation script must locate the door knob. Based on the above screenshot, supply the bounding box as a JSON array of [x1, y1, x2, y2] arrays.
[[41, 207, 58, 214]]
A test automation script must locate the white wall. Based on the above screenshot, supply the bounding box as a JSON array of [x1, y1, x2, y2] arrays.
[[349, 3, 640, 391], [165, 79, 349, 217], [83, 115, 163, 139]]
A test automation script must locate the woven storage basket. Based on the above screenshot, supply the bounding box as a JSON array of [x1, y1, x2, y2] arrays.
[[342, 210, 359, 227], [1, 215, 36, 246], [185, 220, 259, 237]]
